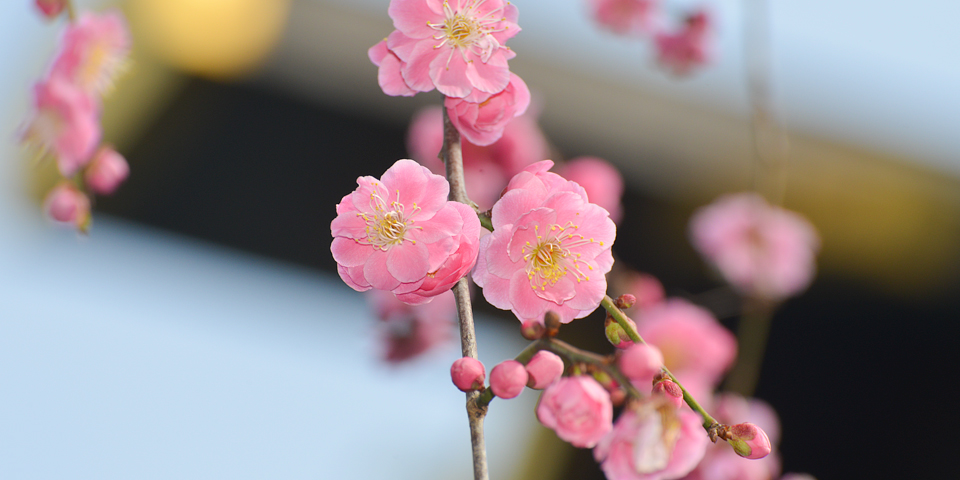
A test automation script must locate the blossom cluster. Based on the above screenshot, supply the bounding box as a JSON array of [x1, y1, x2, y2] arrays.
[[22, 4, 131, 231]]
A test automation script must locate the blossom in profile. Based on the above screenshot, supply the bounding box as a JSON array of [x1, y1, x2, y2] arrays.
[[45, 182, 91, 230], [655, 10, 711, 76], [368, 289, 456, 362], [50, 10, 131, 95], [368, 37, 417, 97], [445, 73, 531, 146], [689, 193, 819, 301], [473, 161, 616, 323], [379, 0, 521, 98], [557, 156, 625, 224], [35, 0, 67, 19], [21, 77, 100, 177], [84, 146, 129, 195], [594, 396, 709, 480], [331, 160, 478, 303], [587, 0, 658, 37], [536, 376, 613, 448]]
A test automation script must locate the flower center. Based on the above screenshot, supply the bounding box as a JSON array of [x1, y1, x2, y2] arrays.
[[428, 0, 510, 64], [522, 222, 601, 291], [357, 182, 420, 251]]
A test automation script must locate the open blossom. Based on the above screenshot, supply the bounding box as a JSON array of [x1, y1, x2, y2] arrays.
[[331, 160, 479, 303], [537, 376, 613, 448], [595, 397, 709, 480], [588, 0, 658, 37], [21, 78, 100, 177], [655, 10, 711, 76], [557, 156, 625, 224], [369, 289, 456, 362], [382, 0, 521, 98], [689, 193, 819, 301], [50, 10, 131, 95], [473, 161, 616, 323], [445, 73, 531, 146]]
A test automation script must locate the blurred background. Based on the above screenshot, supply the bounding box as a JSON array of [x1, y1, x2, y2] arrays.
[[2, 0, 959, 478]]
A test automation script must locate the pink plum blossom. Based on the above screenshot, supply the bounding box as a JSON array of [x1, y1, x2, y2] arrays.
[[35, 0, 66, 18], [588, 0, 658, 37], [331, 159, 479, 303], [50, 10, 131, 95], [525, 350, 564, 389], [473, 160, 616, 323], [490, 359, 528, 399], [21, 77, 100, 177], [624, 271, 666, 311], [536, 376, 613, 448], [84, 146, 129, 195], [407, 104, 548, 210], [689, 193, 819, 301], [636, 298, 736, 394], [655, 10, 712, 76], [451, 356, 486, 391], [557, 156, 625, 224], [384, 0, 521, 98], [445, 73, 531, 146], [368, 289, 456, 362], [45, 182, 90, 230], [595, 397, 709, 480]]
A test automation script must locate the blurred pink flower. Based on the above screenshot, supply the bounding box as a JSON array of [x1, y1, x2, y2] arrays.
[[45, 182, 90, 230], [655, 10, 711, 76], [331, 160, 478, 303], [369, 289, 456, 362], [84, 146, 129, 195], [384, 0, 520, 98], [368, 37, 417, 97], [445, 73, 531, 146], [50, 10, 130, 95], [557, 156, 625, 224], [636, 298, 736, 392], [473, 161, 616, 323], [35, 0, 66, 18], [689, 193, 819, 301], [619, 343, 663, 386], [624, 271, 666, 311], [537, 376, 613, 448], [588, 0, 658, 37], [21, 77, 100, 176], [595, 397, 709, 480]]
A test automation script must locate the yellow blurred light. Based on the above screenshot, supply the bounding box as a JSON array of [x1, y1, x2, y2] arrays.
[[129, 0, 290, 79]]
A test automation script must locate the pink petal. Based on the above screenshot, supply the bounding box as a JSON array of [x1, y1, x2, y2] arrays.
[[364, 251, 401, 291], [386, 241, 430, 283], [388, 0, 443, 38], [465, 52, 511, 94], [331, 237, 371, 267], [430, 50, 473, 98]]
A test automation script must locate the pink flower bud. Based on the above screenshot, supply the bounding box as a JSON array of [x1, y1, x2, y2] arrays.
[[520, 319, 545, 340], [615, 293, 637, 309], [727, 423, 772, 459], [619, 344, 663, 385], [45, 182, 90, 229], [84, 146, 129, 195], [35, 0, 66, 18], [605, 314, 638, 349], [489, 360, 528, 399], [525, 351, 564, 389], [653, 379, 684, 408], [450, 357, 486, 392]]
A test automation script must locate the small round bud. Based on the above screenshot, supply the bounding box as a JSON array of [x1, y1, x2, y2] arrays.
[[520, 319, 545, 340], [615, 293, 637, 309], [652, 379, 683, 408], [727, 422, 772, 459], [490, 360, 528, 399], [35, 0, 66, 18], [604, 318, 634, 349], [619, 344, 663, 384], [45, 182, 90, 230], [450, 357, 485, 392], [608, 388, 626, 407], [543, 311, 561, 337], [85, 146, 129, 195], [525, 351, 564, 389]]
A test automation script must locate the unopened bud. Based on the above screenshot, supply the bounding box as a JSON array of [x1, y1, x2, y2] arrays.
[[652, 379, 683, 408], [615, 293, 637, 309], [604, 319, 634, 349], [525, 350, 564, 389], [608, 388, 626, 407], [490, 360, 528, 399], [450, 357, 485, 392], [520, 319, 545, 340], [727, 423, 772, 459], [85, 147, 129, 195], [35, 0, 66, 18], [45, 182, 90, 230], [543, 311, 561, 337], [619, 344, 663, 383]]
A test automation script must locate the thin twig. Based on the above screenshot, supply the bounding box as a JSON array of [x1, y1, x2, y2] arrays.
[[441, 102, 488, 480]]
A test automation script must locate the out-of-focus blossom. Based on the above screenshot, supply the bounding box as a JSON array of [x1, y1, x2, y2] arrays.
[[619, 344, 663, 386], [689, 193, 819, 301], [636, 298, 736, 395], [655, 10, 711, 76], [490, 359, 528, 399], [84, 145, 128, 195], [587, 0, 657, 37], [369, 289, 456, 362], [381, 0, 520, 98], [525, 350, 564, 389], [35, 0, 66, 19], [445, 73, 531, 146], [473, 161, 616, 323], [652, 378, 683, 409], [623, 271, 666, 312], [537, 376, 613, 448], [45, 182, 90, 230], [451, 357, 486, 392], [595, 397, 709, 480], [332, 160, 479, 303], [521, 319, 546, 340], [21, 78, 100, 177], [557, 156, 625, 224], [50, 10, 131, 95], [368, 37, 417, 97]]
